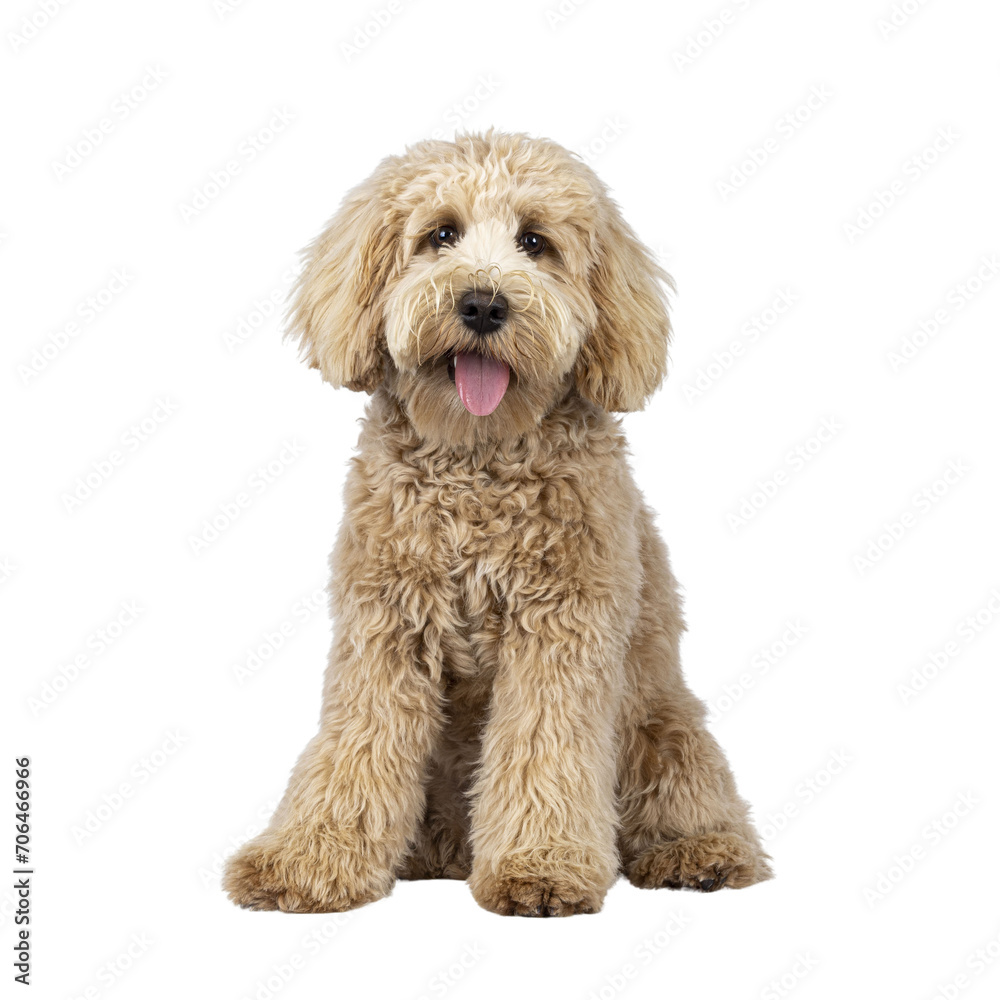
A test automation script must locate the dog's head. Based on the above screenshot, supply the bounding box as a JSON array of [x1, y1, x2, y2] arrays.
[[289, 131, 672, 445]]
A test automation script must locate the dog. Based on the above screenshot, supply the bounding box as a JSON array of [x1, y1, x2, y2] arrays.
[[223, 130, 772, 917]]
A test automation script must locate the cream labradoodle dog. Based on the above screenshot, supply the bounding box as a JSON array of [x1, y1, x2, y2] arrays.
[[223, 131, 771, 916]]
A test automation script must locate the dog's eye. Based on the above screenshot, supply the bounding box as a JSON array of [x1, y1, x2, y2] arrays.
[[430, 225, 458, 248], [518, 231, 546, 256]]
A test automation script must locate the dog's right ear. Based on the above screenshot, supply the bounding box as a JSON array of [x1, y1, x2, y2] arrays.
[[286, 160, 402, 392]]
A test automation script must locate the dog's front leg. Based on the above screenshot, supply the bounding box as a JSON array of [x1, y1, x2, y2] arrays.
[[468, 595, 624, 916], [223, 534, 445, 912]]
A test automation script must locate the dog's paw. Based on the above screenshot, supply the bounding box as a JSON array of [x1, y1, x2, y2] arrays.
[[470, 854, 611, 917], [472, 872, 603, 916], [397, 851, 471, 881], [397, 823, 472, 881], [626, 832, 772, 892], [222, 827, 393, 913]]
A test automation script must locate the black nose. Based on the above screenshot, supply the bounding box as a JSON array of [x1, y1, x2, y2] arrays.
[[458, 289, 508, 334]]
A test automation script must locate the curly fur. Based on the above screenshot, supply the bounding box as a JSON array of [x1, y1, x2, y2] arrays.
[[223, 130, 771, 917]]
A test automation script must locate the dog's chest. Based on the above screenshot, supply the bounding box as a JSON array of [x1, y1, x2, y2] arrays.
[[348, 428, 630, 677], [407, 466, 569, 676], [389, 458, 588, 621], [411, 463, 559, 568]]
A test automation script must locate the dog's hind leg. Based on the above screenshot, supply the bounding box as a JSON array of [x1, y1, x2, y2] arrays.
[[616, 514, 773, 892], [397, 753, 472, 881], [397, 673, 490, 881]]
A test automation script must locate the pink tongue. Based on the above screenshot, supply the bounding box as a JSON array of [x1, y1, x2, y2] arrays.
[[453, 352, 510, 416]]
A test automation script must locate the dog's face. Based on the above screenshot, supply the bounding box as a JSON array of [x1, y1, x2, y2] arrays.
[[289, 132, 672, 446]]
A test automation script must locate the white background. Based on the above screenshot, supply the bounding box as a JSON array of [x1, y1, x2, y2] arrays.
[[4, 0, 1000, 997]]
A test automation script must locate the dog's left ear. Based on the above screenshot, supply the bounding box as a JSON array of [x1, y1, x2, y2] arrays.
[[575, 199, 673, 412], [286, 159, 402, 392]]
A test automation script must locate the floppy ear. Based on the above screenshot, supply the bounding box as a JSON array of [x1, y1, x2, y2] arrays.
[[575, 200, 673, 412], [286, 161, 402, 392]]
